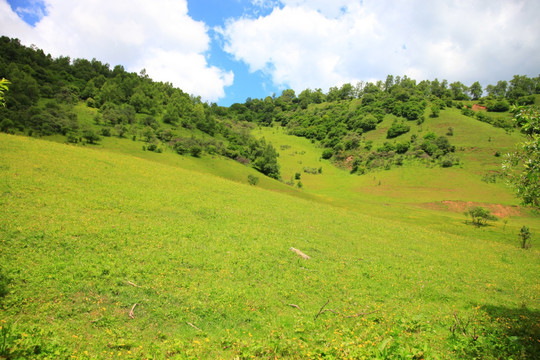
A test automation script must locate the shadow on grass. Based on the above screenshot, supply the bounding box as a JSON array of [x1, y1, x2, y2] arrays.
[[481, 304, 540, 358]]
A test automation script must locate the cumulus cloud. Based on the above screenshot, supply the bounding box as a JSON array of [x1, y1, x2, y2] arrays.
[[0, 0, 233, 101], [222, 0, 540, 92]]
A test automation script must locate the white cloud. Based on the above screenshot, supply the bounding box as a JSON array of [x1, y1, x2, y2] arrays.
[[221, 0, 540, 92], [0, 0, 233, 102]]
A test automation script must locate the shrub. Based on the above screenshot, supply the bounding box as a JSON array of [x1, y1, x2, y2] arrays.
[[486, 99, 510, 112], [66, 132, 79, 143], [441, 158, 453, 168], [82, 129, 100, 144], [465, 206, 498, 226], [247, 174, 259, 186], [519, 226, 532, 249], [321, 149, 333, 159], [189, 145, 202, 157], [430, 105, 440, 118], [387, 122, 411, 138], [294, 172, 301, 180], [100, 127, 111, 137], [395, 141, 410, 154]]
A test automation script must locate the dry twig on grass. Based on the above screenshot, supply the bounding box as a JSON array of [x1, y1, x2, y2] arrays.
[[288, 303, 302, 310], [127, 280, 140, 287], [314, 299, 330, 320], [129, 303, 138, 319], [187, 322, 202, 331], [290, 247, 311, 259]]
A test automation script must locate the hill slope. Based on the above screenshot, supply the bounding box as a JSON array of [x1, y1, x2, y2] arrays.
[[1, 133, 538, 359]]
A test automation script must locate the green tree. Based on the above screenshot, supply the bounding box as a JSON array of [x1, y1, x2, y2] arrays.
[[519, 226, 532, 249], [503, 106, 540, 209], [466, 206, 498, 226], [386, 121, 410, 138], [0, 78, 10, 107], [82, 129, 100, 144], [469, 81, 483, 100], [247, 174, 259, 186]]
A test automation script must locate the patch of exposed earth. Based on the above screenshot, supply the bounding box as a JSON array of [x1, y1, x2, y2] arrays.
[[419, 200, 521, 218]]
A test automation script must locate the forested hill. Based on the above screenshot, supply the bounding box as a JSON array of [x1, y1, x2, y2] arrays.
[[229, 74, 539, 172], [0, 37, 280, 179], [1, 36, 539, 178]]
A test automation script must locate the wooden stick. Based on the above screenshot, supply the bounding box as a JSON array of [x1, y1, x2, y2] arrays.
[[129, 303, 138, 319], [288, 303, 302, 310], [290, 247, 311, 259], [314, 299, 330, 320], [127, 280, 140, 287], [187, 322, 202, 331]]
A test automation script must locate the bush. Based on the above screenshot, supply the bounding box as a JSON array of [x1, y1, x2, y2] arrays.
[[66, 132, 79, 143], [189, 145, 202, 157], [321, 149, 333, 159], [387, 122, 411, 138], [486, 99, 510, 112], [247, 174, 259, 186], [82, 129, 100, 144], [519, 226, 532, 249], [294, 172, 301, 180], [430, 105, 440, 118], [395, 141, 410, 154], [465, 206, 498, 226], [441, 159, 453, 168], [100, 127, 111, 137]]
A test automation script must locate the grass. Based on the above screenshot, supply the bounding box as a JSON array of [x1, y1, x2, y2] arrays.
[[1, 132, 539, 359], [0, 103, 539, 358]]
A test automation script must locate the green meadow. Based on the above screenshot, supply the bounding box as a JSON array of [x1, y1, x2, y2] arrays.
[[1, 119, 539, 359]]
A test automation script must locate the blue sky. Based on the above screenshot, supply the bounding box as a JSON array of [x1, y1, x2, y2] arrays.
[[1, 0, 540, 106]]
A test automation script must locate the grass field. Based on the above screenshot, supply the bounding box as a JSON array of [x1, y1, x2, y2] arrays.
[[1, 128, 539, 359]]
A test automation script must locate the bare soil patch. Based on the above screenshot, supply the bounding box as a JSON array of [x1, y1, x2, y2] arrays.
[[420, 200, 521, 218]]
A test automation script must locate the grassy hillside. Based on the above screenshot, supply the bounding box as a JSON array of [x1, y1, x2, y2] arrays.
[[1, 133, 539, 359]]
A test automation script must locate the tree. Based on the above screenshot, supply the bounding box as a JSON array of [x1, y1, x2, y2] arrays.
[[469, 81, 482, 100], [82, 128, 100, 144], [465, 206, 497, 226], [519, 226, 532, 249], [0, 78, 10, 107], [386, 121, 410, 138], [247, 174, 259, 186], [503, 106, 540, 209]]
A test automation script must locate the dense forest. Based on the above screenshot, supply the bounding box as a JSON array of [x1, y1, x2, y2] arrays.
[[1, 36, 539, 178]]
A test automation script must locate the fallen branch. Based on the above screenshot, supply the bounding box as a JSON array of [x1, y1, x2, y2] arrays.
[[314, 299, 330, 320], [127, 280, 140, 287], [187, 322, 202, 331], [129, 303, 138, 319], [290, 247, 311, 259], [279, 300, 302, 310]]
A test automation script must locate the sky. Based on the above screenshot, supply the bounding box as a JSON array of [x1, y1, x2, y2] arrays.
[[1, 0, 539, 106]]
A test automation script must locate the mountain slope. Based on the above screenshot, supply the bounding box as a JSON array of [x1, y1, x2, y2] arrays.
[[0, 133, 538, 359]]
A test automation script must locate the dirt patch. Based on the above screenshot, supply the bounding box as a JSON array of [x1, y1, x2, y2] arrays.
[[472, 104, 487, 111], [344, 155, 354, 170], [420, 200, 521, 218]]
